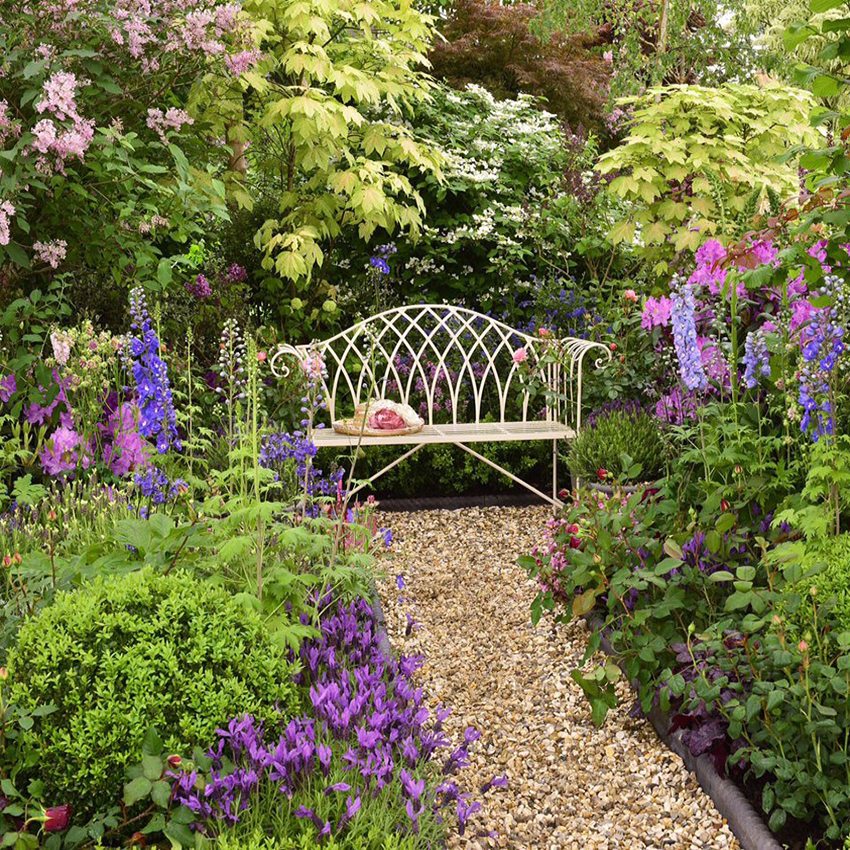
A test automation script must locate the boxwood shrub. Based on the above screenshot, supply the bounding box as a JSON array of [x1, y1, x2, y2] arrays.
[[8, 569, 298, 815]]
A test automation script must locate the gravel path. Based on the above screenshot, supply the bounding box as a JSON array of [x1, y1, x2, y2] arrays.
[[376, 506, 741, 850]]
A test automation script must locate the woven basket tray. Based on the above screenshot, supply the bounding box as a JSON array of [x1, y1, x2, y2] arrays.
[[333, 419, 424, 437]]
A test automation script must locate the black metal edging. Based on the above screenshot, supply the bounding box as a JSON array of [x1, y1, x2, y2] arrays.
[[590, 618, 782, 850]]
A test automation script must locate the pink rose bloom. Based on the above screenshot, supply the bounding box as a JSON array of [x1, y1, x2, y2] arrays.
[[368, 408, 406, 430], [624, 289, 638, 302], [512, 348, 528, 364]]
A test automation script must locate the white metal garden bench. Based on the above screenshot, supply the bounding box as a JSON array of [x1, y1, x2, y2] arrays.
[[271, 304, 611, 506]]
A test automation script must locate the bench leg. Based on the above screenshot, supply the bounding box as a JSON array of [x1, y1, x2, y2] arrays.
[[552, 438, 558, 512], [347, 443, 427, 498], [453, 442, 563, 509]]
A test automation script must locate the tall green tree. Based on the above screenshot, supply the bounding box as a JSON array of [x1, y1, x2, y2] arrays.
[[209, 0, 442, 318]]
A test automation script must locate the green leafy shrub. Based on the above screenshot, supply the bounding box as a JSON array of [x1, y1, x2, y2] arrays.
[[568, 404, 666, 483], [8, 570, 298, 815], [781, 534, 850, 638]]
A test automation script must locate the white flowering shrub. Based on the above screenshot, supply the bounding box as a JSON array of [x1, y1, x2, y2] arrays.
[[331, 83, 629, 323]]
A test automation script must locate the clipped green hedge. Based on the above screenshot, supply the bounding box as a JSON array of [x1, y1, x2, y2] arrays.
[[568, 407, 666, 483], [9, 570, 298, 815]]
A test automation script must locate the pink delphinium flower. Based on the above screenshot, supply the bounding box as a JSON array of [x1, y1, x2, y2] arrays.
[[689, 239, 727, 294], [301, 352, 325, 379], [640, 295, 672, 330], [512, 347, 528, 364], [791, 299, 816, 333]]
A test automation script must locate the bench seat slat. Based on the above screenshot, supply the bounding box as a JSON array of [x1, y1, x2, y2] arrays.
[[311, 421, 576, 447]]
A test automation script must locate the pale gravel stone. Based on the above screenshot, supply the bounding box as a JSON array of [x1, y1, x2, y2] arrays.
[[376, 506, 741, 850]]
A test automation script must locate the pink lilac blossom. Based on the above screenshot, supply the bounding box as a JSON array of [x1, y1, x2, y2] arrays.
[[36, 72, 80, 121], [146, 107, 193, 140], [225, 49, 260, 75], [640, 295, 672, 330], [0, 201, 14, 246], [34, 239, 68, 269]]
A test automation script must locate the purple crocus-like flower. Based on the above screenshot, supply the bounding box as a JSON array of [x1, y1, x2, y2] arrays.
[[171, 596, 481, 838], [128, 287, 180, 453], [670, 280, 708, 391], [481, 775, 509, 793], [456, 796, 482, 835]]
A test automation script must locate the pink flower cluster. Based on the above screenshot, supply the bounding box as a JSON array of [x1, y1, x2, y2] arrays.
[[146, 107, 193, 141], [34, 239, 68, 269], [0, 201, 15, 246], [640, 295, 672, 330]]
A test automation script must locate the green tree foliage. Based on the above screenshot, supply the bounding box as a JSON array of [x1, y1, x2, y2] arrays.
[[222, 0, 442, 311], [533, 0, 760, 99], [595, 83, 819, 267]]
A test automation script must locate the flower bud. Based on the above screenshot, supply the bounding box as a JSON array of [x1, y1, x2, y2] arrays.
[[0, 667, 7, 680], [166, 754, 182, 768], [2, 554, 11, 568], [799, 640, 808, 653], [43, 804, 72, 832]]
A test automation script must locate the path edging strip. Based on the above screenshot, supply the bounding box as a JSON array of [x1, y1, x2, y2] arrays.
[[590, 617, 782, 850]]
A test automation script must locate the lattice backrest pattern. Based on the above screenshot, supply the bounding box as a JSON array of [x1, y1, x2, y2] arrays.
[[271, 305, 611, 428]]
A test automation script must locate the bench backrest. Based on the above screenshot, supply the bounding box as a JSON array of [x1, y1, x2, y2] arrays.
[[271, 304, 610, 429]]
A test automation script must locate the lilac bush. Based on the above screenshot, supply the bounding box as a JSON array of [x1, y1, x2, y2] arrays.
[[0, 0, 253, 284]]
